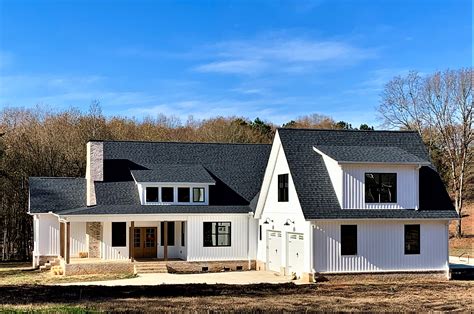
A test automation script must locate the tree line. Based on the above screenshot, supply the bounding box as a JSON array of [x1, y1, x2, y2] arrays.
[[0, 67, 471, 261]]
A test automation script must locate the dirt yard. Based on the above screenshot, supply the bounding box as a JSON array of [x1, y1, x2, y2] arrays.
[[450, 202, 474, 256], [0, 262, 134, 285], [0, 273, 472, 312]]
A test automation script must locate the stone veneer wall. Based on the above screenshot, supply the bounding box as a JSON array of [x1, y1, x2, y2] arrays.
[[167, 260, 256, 273], [86, 222, 102, 258], [63, 261, 134, 276]]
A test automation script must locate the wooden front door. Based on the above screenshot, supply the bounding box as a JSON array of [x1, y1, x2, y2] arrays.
[[133, 227, 157, 258]]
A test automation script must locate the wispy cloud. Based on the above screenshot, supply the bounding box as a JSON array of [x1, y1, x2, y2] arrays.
[[193, 37, 377, 75], [343, 68, 410, 96]]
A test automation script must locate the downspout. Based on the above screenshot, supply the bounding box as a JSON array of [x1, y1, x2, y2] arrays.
[[247, 212, 252, 270], [309, 222, 315, 276]]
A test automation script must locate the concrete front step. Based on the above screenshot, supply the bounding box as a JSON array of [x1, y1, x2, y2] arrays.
[[134, 263, 169, 274]]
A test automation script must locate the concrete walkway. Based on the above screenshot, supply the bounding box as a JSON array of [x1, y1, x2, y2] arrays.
[[58, 271, 297, 286]]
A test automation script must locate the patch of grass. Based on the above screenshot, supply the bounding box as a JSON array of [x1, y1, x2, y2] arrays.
[[0, 265, 135, 285], [1, 304, 99, 313]]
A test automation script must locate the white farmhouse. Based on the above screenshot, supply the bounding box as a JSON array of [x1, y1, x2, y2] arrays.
[[29, 129, 457, 280]]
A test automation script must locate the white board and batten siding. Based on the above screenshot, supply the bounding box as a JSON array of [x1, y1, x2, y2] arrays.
[[256, 136, 313, 275], [70, 222, 87, 257], [186, 214, 257, 262], [313, 220, 449, 273], [101, 221, 130, 260], [342, 164, 419, 209], [33, 214, 60, 257]]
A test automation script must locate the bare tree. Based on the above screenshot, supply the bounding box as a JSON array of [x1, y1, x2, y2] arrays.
[[379, 68, 473, 237]]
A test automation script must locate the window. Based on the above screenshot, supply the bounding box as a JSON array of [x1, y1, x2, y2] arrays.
[[341, 225, 357, 255], [278, 174, 289, 202], [365, 173, 397, 203], [178, 187, 190, 202], [181, 221, 185, 246], [405, 224, 420, 254], [161, 187, 174, 202], [111, 222, 126, 247], [145, 187, 159, 202], [193, 187, 205, 202], [203, 222, 231, 247], [160, 222, 175, 246], [259, 225, 262, 241]]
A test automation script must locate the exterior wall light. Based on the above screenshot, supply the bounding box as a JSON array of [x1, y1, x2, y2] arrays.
[[284, 219, 295, 226], [263, 218, 273, 225]]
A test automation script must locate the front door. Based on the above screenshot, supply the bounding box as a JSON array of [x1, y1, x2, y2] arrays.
[[133, 227, 157, 258]]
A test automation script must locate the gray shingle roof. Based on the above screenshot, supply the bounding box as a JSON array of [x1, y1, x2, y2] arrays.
[[56, 205, 252, 215], [102, 141, 271, 206], [130, 164, 215, 184], [29, 177, 86, 213], [314, 145, 429, 164], [277, 128, 457, 220]]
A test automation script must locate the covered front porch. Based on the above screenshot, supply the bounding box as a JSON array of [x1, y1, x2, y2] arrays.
[[59, 218, 187, 265]]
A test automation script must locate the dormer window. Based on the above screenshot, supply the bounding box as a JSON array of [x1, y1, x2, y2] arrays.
[[193, 188, 205, 202], [178, 187, 190, 203], [365, 173, 397, 203], [145, 187, 159, 203], [161, 187, 174, 202]]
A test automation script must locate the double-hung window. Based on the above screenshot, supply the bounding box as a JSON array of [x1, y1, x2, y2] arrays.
[[404, 224, 420, 254], [203, 222, 231, 247]]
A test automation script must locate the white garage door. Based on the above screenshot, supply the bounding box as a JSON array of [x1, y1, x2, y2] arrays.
[[266, 230, 282, 272], [287, 233, 304, 276]]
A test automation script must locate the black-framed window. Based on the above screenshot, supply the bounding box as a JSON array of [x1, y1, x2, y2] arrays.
[[365, 173, 397, 203], [278, 174, 289, 202], [193, 187, 205, 202], [160, 222, 175, 246], [259, 225, 262, 241], [161, 187, 174, 202], [111, 222, 126, 247], [203, 222, 231, 247], [145, 187, 159, 202], [341, 225, 357, 255], [181, 221, 185, 246], [178, 187, 190, 202], [405, 224, 420, 254]]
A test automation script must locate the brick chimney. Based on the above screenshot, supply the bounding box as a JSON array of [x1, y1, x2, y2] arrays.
[[86, 141, 104, 206]]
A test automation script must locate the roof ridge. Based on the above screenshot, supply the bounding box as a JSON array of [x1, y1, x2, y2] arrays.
[[277, 128, 418, 133], [29, 176, 84, 180], [89, 139, 271, 146]]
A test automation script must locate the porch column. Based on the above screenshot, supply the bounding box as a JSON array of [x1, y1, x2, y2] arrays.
[[163, 221, 168, 261], [65, 221, 71, 264], [130, 221, 135, 262], [59, 222, 65, 258]]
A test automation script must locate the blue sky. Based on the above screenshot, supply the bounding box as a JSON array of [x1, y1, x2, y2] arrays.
[[0, 0, 472, 127]]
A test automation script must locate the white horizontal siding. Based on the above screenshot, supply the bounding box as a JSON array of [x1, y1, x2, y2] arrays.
[[342, 164, 419, 209], [313, 220, 448, 273]]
